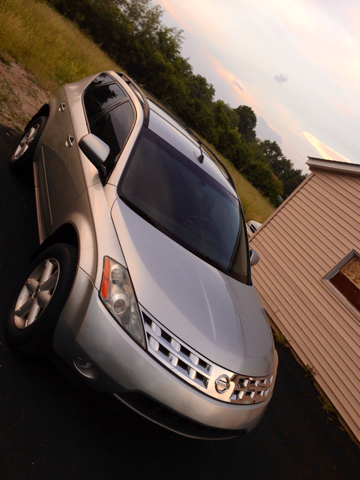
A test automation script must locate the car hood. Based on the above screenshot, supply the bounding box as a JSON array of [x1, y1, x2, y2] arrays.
[[111, 199, 275, 376]]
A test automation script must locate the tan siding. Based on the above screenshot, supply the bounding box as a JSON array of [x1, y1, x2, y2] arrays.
[[310, 176, 359, 223], [339, 175, 360, 196], [320, 172, 360, 202], [298, 190, 359, 246], [250, 170, 360, 441], [275, 311, 360, 432], [256, 237, 360, 361], [281, 201, 348, 258], [266, 212, 332, 271], [291, 189, 359, 246], [254, 240, 360, 349], [253, 251, 360, 394]]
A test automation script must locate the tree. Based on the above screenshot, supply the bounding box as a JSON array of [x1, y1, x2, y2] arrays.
[[242, 161, 283, 206], [234, 105, 257, 142], [259, 140, 306, 198], [220, 103, 240, 130], [281, 169, 307, 198], [259, 140, 282, 163]]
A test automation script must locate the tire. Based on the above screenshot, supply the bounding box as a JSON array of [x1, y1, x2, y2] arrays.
[[6, 243, 78, 357], [9, 115, 47, 176]]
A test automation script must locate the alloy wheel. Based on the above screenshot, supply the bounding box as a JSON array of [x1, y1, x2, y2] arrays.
[[13, 124, 40, 160], [14, 258, 60, 329]]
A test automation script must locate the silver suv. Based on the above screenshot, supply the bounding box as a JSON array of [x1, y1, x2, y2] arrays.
[[7, 72, 277, 439]]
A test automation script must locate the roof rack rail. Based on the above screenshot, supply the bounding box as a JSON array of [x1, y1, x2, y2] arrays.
[[117, 72, 150, 128], [193, 137, 236, 192]]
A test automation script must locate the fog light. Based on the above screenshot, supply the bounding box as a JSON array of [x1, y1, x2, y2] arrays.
[[75, 357, 92, 370]]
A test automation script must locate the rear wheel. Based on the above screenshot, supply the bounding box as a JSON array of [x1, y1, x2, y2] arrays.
[[6, 243, 77, 357], [9, 116, 47, 175]]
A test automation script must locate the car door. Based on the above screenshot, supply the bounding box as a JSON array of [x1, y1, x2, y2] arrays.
[[40, 75, 135, 234], [39, 89, 86, 233]]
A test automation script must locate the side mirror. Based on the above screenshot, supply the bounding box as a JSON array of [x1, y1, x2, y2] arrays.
[[79, 134, 110, 170], [250, 249, 260, 266]]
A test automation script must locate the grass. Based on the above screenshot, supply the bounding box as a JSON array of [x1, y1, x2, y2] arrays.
[[274, 332, 288, 346], [0, 0, 276, 223], [0, 0, 120, 92], [319, 396, 337, 416], [219, 154, 275, 223], [0, 48, 12, 66], [195, 136, 276, 222], [303, 364, 316, 379]]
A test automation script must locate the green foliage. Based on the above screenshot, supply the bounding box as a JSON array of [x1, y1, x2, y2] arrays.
[[259, 139, 307, 198], [234, 105, 257, 142], [303, 364, 316, 379], [319, 396, 337, 416], [221, 102, 240, 129], [242, 161, 283, 206], [274, 332, 287, 345]]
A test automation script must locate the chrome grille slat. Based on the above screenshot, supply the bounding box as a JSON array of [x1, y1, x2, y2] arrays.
[[141, 307, 275, 404], [147, 326, 211, 378]]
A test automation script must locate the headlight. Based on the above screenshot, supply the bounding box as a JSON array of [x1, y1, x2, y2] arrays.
[[100, 257, 145, 348]]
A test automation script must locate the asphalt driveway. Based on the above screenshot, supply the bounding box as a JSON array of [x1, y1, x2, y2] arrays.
[[1, 124, 359, 480]]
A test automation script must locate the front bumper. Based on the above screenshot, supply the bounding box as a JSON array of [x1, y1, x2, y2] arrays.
[[53, 267, 276, 438]]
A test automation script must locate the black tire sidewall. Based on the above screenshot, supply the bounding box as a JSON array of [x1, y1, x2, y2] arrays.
[[6, 243, 78, 357], [9, 116, 47, 175]]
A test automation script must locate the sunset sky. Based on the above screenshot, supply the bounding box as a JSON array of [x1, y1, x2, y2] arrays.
[[156, 0, 360, 172]]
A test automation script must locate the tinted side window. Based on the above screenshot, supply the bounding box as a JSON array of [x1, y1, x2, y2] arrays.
[[90, 102, 134, 166], [91, 72, 114, 86], [84, 83, 127, 124]]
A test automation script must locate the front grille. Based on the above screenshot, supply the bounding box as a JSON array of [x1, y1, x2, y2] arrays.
[[230, 374, 274, 403], [141, 307, 275, 405], [143, 312, 212, 391]]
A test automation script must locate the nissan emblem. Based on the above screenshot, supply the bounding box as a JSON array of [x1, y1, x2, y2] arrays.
[[215, 374, 231, 393]]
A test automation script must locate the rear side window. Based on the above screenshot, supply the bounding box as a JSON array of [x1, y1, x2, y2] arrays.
[[84, 83, 127, 124], [90, 102, 134, 166], [83, 73, 135, 176]]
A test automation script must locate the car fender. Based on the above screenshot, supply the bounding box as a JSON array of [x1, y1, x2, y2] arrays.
[[33, 87, 66, 161], [52, 183, 126, 352]]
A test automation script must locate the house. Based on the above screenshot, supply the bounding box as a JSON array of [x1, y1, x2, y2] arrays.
[[249, 157, 360, 442]]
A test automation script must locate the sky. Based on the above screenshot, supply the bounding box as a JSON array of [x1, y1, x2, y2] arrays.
[[155, 0, 360, 172]]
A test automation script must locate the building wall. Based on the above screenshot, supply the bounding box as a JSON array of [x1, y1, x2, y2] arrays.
[[249, 170, 360, 441]]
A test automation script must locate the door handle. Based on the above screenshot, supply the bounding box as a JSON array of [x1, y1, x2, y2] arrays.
[[59, 102, 66, 112], [66, 135, 74, 147]]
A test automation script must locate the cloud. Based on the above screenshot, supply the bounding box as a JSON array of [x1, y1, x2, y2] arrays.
[[158, 0, 191, 31], [232, 79, 244, 91], [274, 73, 288, 83], [203, 51, 262, 109], [303, 131, 353, 163], [256, 117, 283, 145]]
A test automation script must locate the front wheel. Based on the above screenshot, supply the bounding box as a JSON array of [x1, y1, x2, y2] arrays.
[[6, 243, 78, 357], [9, 115, 47, 176]]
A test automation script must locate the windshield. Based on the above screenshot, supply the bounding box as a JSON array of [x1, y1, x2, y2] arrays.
[[118, 127, 249, 284]]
